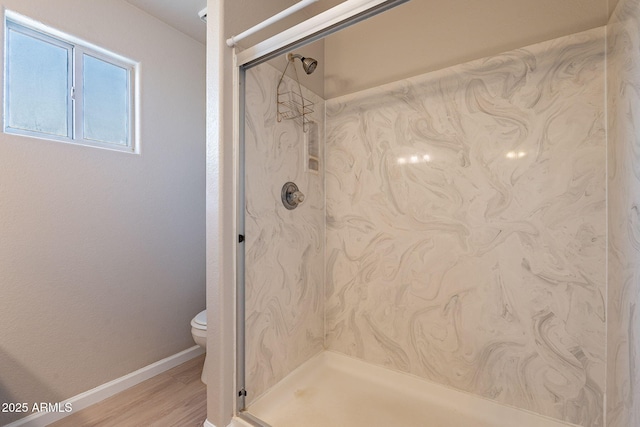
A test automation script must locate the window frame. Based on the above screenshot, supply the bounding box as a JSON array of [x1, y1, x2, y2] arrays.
[[4, 12, 137, 153]]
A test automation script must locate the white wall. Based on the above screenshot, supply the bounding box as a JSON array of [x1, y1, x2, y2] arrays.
[[609, 0, 621, 15], [324, 0, 609, 98], [0, 1, 205, 425]]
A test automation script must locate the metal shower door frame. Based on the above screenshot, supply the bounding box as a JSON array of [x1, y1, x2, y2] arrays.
[[233, 1, 411, 425]]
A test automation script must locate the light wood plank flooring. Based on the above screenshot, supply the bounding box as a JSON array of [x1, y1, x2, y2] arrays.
[[50, 355, 206, 427]]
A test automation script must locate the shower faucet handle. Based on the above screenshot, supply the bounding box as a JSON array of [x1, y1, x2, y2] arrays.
[[281, 182, 305, 210], [290, 190, 305, 204]]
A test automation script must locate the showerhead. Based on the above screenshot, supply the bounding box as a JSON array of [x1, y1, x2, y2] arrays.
[[288, 53, 318, 75]]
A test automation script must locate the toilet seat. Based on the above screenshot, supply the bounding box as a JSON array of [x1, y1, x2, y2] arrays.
[[191, 310, 207, 330]]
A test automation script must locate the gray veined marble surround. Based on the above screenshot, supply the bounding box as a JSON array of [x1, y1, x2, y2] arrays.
[[244, 63, 326, 404], [243, 6, 640, 424], [606, 0, 640, 426], [325, 27, 605, 427]]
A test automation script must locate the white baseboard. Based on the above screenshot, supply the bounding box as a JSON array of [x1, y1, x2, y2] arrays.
[[206, 416, 254, 427], [205, 416, 254, 427], [229, 416, 264, 427], [227, 418, 255, 427], [5, 345, 205, 427]]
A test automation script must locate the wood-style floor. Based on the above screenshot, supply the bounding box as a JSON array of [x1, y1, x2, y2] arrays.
[[50, 355, 207, 427]]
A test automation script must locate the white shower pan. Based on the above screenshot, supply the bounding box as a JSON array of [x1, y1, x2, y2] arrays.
[[233, 351, 576, 427]]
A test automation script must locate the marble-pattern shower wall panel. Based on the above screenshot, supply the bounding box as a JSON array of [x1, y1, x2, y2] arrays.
[[606, 0, 640, 425], [325, 29, 606, 426], [244, 62, 325, 404]]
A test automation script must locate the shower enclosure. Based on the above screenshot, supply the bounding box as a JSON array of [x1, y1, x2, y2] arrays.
[[227, 0, 640, 426]]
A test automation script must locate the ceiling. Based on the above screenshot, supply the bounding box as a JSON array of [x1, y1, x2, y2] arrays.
[[125, 0, 207, 44]]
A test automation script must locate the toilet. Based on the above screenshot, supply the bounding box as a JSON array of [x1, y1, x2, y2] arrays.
[[191, 310, 208, 384]]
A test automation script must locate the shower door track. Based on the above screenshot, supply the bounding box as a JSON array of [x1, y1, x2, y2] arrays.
[[234, 1, 410, 425]]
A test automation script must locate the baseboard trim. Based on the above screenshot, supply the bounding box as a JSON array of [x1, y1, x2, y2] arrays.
[[5, 345, 205, 427], [227, 418, 255, 427], [206, 416, 254, 427]]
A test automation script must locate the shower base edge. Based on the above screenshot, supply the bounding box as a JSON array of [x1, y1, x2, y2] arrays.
[[239, 350, 578, 427]]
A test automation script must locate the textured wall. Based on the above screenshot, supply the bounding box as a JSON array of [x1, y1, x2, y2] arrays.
[[323, 0, 608, 98], [0, 2, 205, 425], [606, 0, 640, 425], [325, 28, 606, 426], [244, 62, 325, 404]]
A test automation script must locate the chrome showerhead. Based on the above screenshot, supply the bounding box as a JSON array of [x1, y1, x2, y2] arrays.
[[288, 53, 318, 75], [301, 57, 317, 74]]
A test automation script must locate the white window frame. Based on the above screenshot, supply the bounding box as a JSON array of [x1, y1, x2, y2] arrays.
[[4, 11, 137, 153]]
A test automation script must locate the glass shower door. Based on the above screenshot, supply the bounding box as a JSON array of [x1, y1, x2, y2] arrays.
[[241, 57, 325, 410]]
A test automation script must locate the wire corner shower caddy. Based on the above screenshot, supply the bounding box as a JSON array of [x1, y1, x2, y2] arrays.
[[277, 54, 314, 132]]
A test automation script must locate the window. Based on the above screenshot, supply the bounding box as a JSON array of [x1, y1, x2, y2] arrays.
[[4, 12, 136, 152]]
